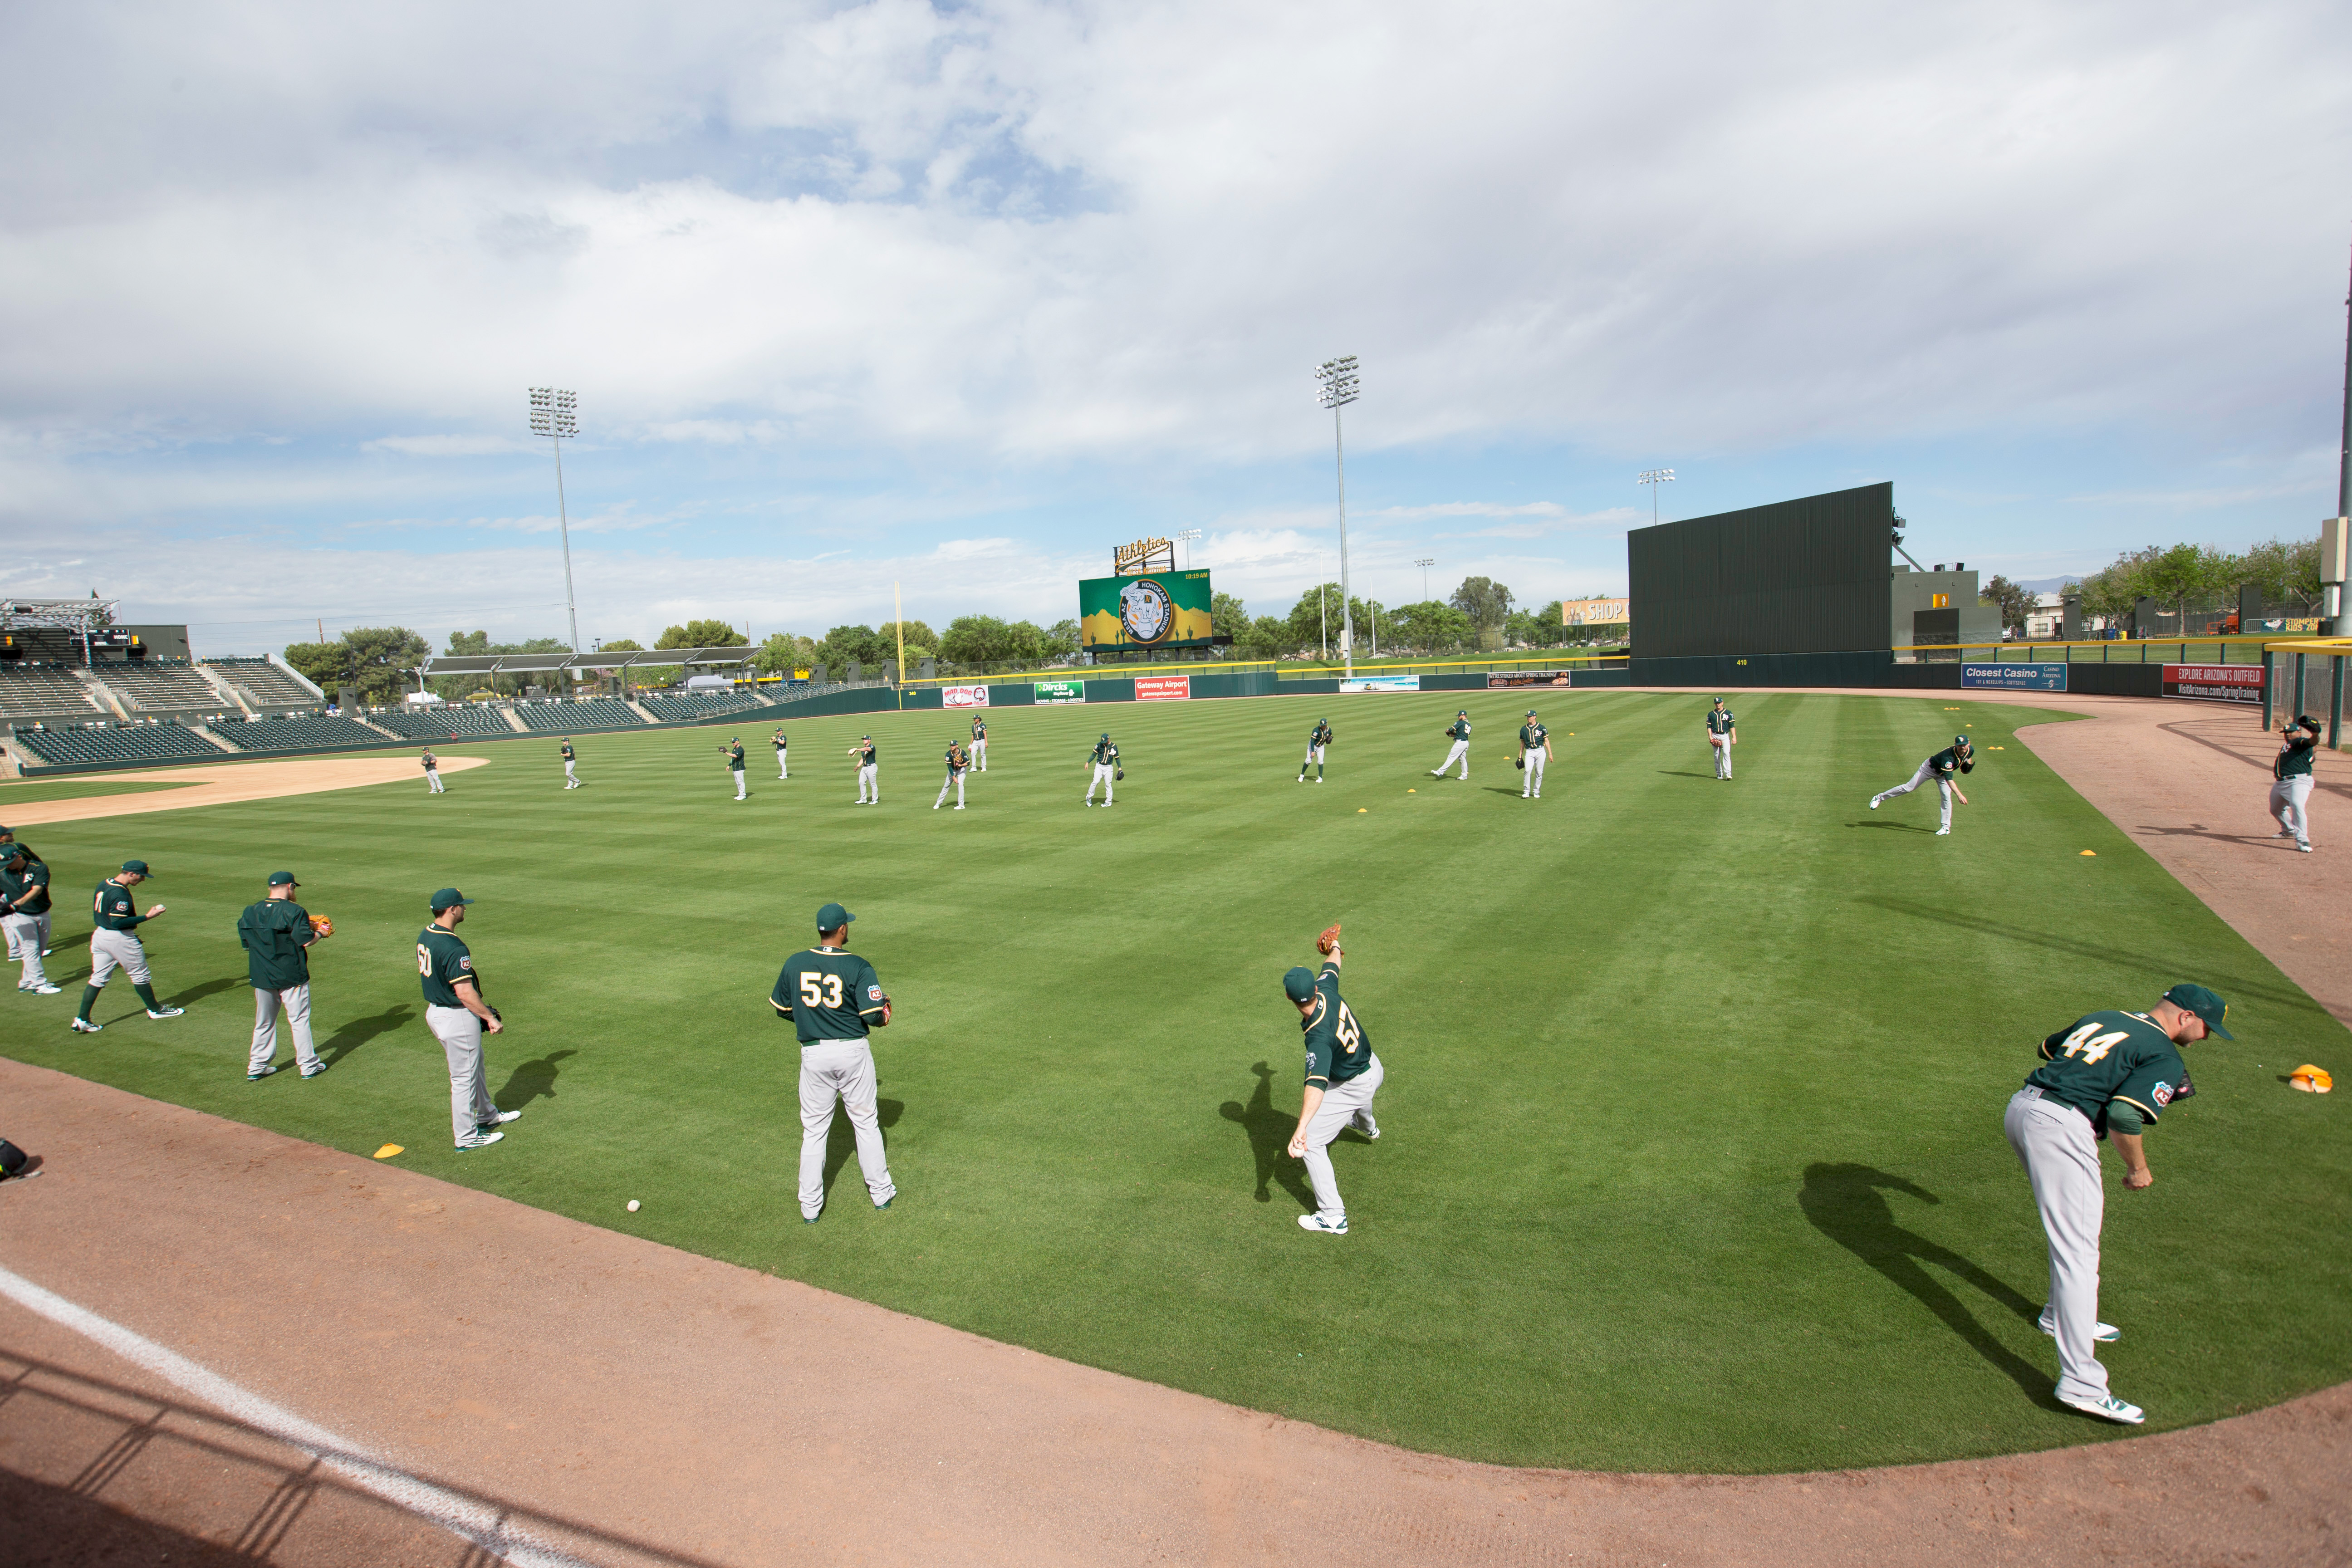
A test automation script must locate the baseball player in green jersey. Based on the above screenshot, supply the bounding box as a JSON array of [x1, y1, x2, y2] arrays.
[[969, 714, 988, 771], [1705, 698, 1736, 779], [421, 747, 445, 793], [772, 727, 790, 779], [2270, 713, 2318, 851], [1870, 735, 1972, 834], [238, 872, 331, 1079], [417, 888, 521, 1150], [2004, 983, 2230, 1424], [72, 861, 181, 1034], [1084, 733, 1119, 805], [934, 740, 970, 810], [1298, 719, 1333, 783], [1283, 931, 1383, 1234], [770, 902, 896, 1221], [852, 735, 880, 804], [721, 737, 749, 800], [561, 738, 580, 789], [1516, 710, 1550, 798], [2, 841, 58, 994], [1429, 710, 1471, 779]]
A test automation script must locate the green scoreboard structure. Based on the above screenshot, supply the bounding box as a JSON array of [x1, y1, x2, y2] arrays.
[[1079, 568, 1218, 654]]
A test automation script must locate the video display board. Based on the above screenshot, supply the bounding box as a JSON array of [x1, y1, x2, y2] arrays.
[[1079, 569, 1216, 652]]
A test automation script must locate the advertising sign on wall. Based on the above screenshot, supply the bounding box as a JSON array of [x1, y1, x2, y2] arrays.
[[1960, 663, 2068, 692], [1134, 674, 1191, 701], [1560, 598, 1630, 627], [941, 685, 990, 708], [1339, 675, 1421, 693], [2162, 664, 2264, 704], [1034, 680, 1087, 705], [1078, 569, 1216, 651], [1486, 670, 1575, 689]]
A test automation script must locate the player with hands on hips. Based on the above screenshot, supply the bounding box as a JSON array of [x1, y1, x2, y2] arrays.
[[934, 740, 970, 810], [1705, 698, 1736, 779], [1283, 922, 1384, 1235], [2004, 983, 2230, 1425], [1, 840, 58, 995], [1870, 734, 1972, 834], [1517, 710, 1551, 798], [771, 902, 897, 1221], [1085, 733, 1119, 805], [1299, 718, 1333, 784], [418, 889, 520, 1150], [238, 871, 331, 1080], [969, 715, 987, 771], [2270, 713, 2318, 851], [73, 860, 178, 1034], [851, 735, 879, 804], [1430, 710, 1472, 779]]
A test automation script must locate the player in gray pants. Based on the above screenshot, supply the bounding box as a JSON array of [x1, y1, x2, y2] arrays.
[[1, 842, 57, 994], [1283, 934, 1383, 1235]]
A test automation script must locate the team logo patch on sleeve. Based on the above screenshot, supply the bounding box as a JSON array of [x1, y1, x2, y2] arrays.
[[457, 956, 472, 971], [2152, 1082, 2173, 1107], [867, 985, 883, 1001]]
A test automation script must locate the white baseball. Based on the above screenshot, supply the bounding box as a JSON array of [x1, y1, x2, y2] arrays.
[[626, 1199, 641, 1212]]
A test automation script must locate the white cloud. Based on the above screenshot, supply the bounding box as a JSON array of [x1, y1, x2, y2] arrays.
[[363, 434, 537, 457]]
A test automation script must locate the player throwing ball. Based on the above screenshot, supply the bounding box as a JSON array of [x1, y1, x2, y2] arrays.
[[1282, 923, 1383, 1235], [721, 737, 749, 801], [772, 727, 790, 779], [1084, 733, 1119, 806], [1870, 735, 1972, 835], [1430, 710, 1471, 780], [933, 740, 970, 810], [2005, 983, 2230, 1424], [851, 735, 879, 804], [1517, 710, 1550, 798], [771, 902, 897, 1221], [969, 715, 988, 772], [561, 738, 581, 789], [1705, 698, 1736, 779], [1298, 718, 1333, 784]]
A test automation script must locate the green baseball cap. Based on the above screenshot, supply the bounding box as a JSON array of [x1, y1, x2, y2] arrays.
[[268, 872, 299, 887], [429, 888, 472, 911], [0, 842, 24, 862], [1283, 966, 1317, 1002], [0, 824, 13, 836], [817, 902, 855, 931], [121, 860, 153, 875], [2163, 983, 2233, 1039]]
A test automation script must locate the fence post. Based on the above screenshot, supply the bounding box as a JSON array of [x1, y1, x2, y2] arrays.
[[2262, 650, 2275, 729], [2333, 654, 2345, 751], [2295, 653, 2308, 717]]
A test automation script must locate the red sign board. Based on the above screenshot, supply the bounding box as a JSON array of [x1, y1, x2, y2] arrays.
[[2162, 664, 2264, 704], [1134, 674, 1191, 701]]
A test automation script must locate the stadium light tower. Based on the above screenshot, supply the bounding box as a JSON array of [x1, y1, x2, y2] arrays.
[[1414, 557, 1434, 603], [529, 387, 582, 656], [1638, 468, 1675, 526], [1317, 357, 1360, 678], [1176, 528, 1203, 569]]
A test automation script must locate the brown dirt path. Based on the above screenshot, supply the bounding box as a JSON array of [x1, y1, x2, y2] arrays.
[[0, 754, 490, 827], [4, 690, 2348, 1567]]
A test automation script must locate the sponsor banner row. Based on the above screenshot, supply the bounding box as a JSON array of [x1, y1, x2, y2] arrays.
[[2162, 663, 2264, 704], [1340, 675, 1421, 693], [1485, 670, 1576, 689], [1961, 663, 2068, 692], [942, 685, 990, 708], [1134, 675, 1191, 701], [1034, 680, 1086, 705]]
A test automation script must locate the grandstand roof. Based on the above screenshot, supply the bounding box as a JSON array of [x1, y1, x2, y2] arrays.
[[421, 644, 755, 676], [2, 596, 119, 633]]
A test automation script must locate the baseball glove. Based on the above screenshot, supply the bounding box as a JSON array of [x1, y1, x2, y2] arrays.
[[1316, 922, 1342, 956], [309, 915, 334, 938], [1115, 767, 1124, 780], [1514, 758, 1524, 770]]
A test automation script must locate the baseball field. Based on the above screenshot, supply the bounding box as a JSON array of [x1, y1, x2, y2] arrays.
[[3, 689, 2346, 1474]]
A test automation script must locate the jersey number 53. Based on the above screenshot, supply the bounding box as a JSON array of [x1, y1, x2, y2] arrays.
[[798, 972, 847, 1008]]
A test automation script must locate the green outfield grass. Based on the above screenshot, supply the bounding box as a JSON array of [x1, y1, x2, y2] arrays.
[[3, 691, 2346, 1473]]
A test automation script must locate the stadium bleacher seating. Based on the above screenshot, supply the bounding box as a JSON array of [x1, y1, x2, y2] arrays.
[[9, 723, 222, 767], [516, 699, 643, 730], [211, 715, 387, 751], [0, 665, 103, 720], [372, 706, 516, 738], [90, 661, 225, 712], [637, 691, 760, 722], [201, 657, 319, 707]]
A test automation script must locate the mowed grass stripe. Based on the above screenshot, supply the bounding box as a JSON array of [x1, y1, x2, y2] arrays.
[[0, 692, 2343, 1472]]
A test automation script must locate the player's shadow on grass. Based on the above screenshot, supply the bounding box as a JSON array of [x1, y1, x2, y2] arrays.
[[495, 1047, 577, 1113], [1798, 1163, 2053, 1404], [1656, 770, 1715, 779], [821, 1098, 905, 1192], [1219, 1062, 1315, 1209], [318, 1002, 412, 1068], [1848, 819, 1935, 832], [164, 974, 248, 1009]]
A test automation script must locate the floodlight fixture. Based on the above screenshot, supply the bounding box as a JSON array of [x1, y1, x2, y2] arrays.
[[1638, 467, 1675, 526], [528, 387, 582, 655], [1316, 357, 1360, 676], [1414, 557, 1435, 603], [1175, 528, 1203, 569]]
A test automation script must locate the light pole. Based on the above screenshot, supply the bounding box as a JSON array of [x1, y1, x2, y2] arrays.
[[1638, 468, 1675, 526], [1414, 557, 1434, 604], [529, 387, 582, 657], [1176, 528, 1202, 569], [1317, 356, 1360, 678]]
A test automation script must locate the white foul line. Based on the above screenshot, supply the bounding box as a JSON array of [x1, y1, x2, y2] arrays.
[[0, 1263, 601, 1568]]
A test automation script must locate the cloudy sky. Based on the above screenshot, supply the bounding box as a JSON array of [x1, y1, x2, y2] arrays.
[[3, 0, 2346, 655]]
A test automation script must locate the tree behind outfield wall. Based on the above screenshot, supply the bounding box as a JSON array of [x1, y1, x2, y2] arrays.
[[1385, 600, 1474, 655], [2242, 535, 2325, 616], [282, 627, 428, 706], [1450, 577, 1514, 651], [1979, 575, 2034, 634]]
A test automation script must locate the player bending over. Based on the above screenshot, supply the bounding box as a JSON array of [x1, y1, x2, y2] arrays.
[[1870, 735, 1971, 835], [934, 740, 970, 810], [1283, 924, 1384, 1235], [1298, 719, 1333, 784], [1429, 711, 1471, 780]]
